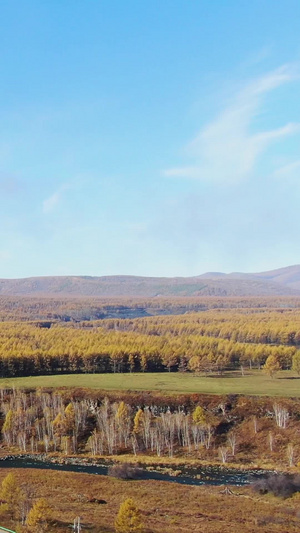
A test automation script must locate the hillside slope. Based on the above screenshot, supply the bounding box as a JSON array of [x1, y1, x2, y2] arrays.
[[0, 267, 299, 297], [254, 264, 300, 290]]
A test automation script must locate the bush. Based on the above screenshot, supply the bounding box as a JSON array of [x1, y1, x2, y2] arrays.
[[108, 463, 143, 480], [252, 473, 300, 498]]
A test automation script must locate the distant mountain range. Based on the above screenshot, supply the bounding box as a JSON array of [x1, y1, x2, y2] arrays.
[[0, 265, 300, 297]]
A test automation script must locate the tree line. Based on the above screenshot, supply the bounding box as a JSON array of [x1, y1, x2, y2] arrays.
[[101, 308, 300, 347], [0, 320, 296, 376], [0, 295, 299, 322]]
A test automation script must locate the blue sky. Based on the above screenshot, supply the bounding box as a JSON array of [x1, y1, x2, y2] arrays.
[[1, 1, 300, 278]]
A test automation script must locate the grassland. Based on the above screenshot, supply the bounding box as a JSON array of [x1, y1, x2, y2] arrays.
[[1, 370, 300, 396], [1, 468, 300, 532]]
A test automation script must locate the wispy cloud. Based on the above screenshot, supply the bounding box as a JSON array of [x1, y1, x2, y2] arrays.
[[42, 192, 61, 214], [164, 65, 299, 184], [42, 184, 70, 214], [273, 159, 300, 181]]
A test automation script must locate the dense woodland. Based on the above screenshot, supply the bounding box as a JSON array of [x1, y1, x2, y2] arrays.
[[0, 299, 300, 377], [1, 295, 300, 322], [0, 320, 297, 376], [0, 298, 298, 376]]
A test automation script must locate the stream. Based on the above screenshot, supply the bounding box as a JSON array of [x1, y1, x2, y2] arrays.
[[0, 456, 271, 487]]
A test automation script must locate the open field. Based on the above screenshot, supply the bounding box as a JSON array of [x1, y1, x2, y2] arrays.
[[0, 468, 300, 532], [1, 370, 300, 396]]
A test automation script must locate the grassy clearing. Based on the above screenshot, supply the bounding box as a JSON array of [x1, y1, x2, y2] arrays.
[[0, 370, 300, 396]]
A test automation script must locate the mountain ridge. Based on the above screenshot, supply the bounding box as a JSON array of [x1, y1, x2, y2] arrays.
[[0, 265, 299, 297]]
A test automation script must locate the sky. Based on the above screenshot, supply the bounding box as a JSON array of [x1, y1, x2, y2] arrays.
[[0, 1, 300, 278]]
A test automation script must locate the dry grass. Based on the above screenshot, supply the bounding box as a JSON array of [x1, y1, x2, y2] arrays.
[[0, 469, 300, 532]]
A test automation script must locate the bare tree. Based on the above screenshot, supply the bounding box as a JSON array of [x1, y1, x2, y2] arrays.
[[205, 424, 214, 450], [287, 443, 295, 467], [228, 433, 237, 456], [252, 416, 258, 434], [273, 403, 289, 428], [218, 446, 229, 464], [268, 431, 274, 452]]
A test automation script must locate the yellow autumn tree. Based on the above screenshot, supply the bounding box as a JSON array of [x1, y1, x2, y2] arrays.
[[116, 402, 130, 423], [1, 472, 23, 519], [264, 354, 281, 378], [115, 498, 143, 533], [2, 409, 14, 445], [26, 497, 51, 532], [64, 402, 76, 433], [292, 350, 300, 376], [52, 411, 66, 437], [192, 405, 206, 425], [133, 409, 144, 434]]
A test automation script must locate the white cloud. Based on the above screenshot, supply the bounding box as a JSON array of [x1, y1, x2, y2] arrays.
[[164, 65, 299, 184]]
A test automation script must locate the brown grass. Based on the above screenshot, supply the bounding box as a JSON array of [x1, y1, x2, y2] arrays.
[[0, 469, 300, 532]]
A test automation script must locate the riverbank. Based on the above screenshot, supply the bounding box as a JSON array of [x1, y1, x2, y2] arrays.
[[0, 446, 290, 474], [0, 453, 276, 487]]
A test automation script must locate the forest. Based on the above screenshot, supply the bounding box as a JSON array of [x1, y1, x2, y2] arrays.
[[0, 297, 298, 376], [0, 295, 300, 322]]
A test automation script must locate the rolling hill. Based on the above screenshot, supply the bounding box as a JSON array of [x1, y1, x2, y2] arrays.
[[254, 264, 300, 291], [0, 265, 299, 297]]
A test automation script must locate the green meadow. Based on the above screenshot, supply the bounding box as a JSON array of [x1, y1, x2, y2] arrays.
[[1, 370, 299, 397]]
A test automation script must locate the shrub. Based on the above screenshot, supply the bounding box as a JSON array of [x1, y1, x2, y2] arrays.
[[108, 463, 143, 480], [252, 473, 300, 498]]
